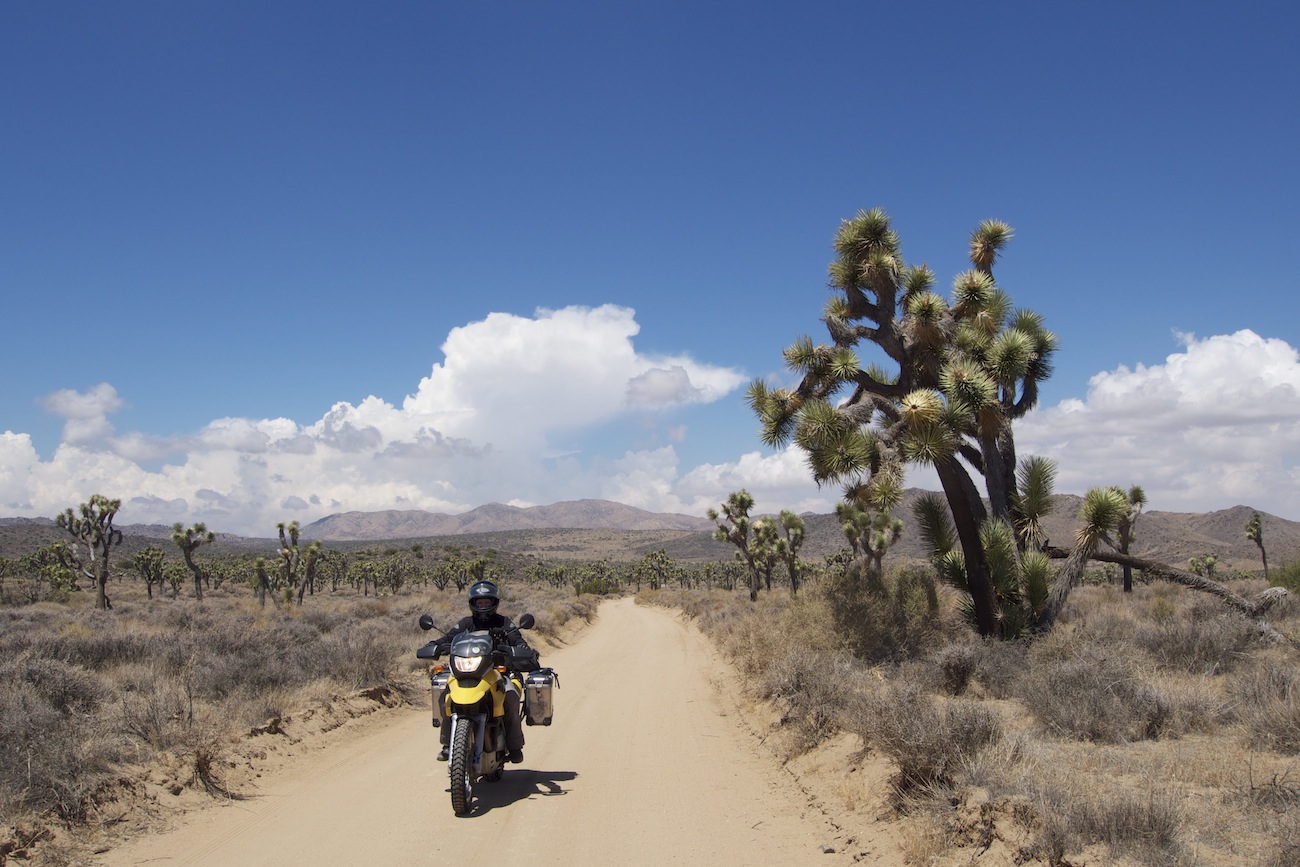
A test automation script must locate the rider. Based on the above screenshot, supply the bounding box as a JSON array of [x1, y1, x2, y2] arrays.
[[433, 580, 533, 764]]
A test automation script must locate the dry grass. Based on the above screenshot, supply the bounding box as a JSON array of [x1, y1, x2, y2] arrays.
[[0, 579, 594, 859], [646, 572, 1300, 866]]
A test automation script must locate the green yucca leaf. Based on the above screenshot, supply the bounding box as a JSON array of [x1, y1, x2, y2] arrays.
[[793, 398, 842, 444], [1076, 486, 1130, 547], [940, 363, 997, 410], [783, 336, 818, 371], [980, 518, 1019, 595], [956, 597, 981, 631], [985, 288, 1013, 326], [980, 518, 1018, 565], [951, 270, 996, 308], [1008, 308, 1046, 335], [939, 550, 971, 594], [828, 258, 860, 291], [828, 348, 860, 379], [902, 422, 955, 465], [899, 388, 945, 425], [1013, 455, 1057, 548], [902, 264, 936, 294], [905, 290, 948, 321], [834, 208, 899, 262], [969, 219, 1014, 271], [988, 329, 1035, 383], [998, 604, 1031, 639], [864, 363, 897, 386], [912, 493, 957, 558], [954, 321, 992, 357], [868, 470, 905, 513], [1020, 550, 1052, 616], [825, 295, 853, 321]]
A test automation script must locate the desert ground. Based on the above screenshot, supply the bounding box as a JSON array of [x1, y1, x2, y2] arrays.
[[94, 598, 903, 865]]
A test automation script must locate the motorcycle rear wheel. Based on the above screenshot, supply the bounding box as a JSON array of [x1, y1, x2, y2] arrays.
[[448, 720, 474, 816]]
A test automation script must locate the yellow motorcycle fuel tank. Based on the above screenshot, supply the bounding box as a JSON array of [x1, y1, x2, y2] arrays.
[[446, 666, 507, 716]]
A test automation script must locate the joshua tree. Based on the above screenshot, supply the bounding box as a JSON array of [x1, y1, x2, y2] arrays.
[[253, 557, 274, 608], [774, 510, 807, 595], [1246, 511, 1269, 582], [709, 490, 762, 601], [1035, 488, 1130, 631], [749, 210, 1058, 636], [55, 494, 123, 610], [1038, 493, 1288, 640], [1189, 553, 1219, 580], [172, 522, 216, 601], [750, 517, 783, 594], [131, 545, 167, 599], [637, 549, 673, 591], [274, 521, 322, 604], [835, 499, 904, 594], [1115, 485, 1147, 592]]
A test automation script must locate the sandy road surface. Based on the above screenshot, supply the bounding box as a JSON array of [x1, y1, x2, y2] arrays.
[[98, 598, 859, 866]]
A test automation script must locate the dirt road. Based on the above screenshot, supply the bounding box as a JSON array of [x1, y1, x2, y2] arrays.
[[98, 598, 861, 865]]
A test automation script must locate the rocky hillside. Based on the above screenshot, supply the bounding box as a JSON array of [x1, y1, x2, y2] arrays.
[[301, 499, 714, 540]]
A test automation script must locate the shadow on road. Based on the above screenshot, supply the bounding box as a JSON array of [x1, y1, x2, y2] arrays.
[[470, 768, 578, 815]]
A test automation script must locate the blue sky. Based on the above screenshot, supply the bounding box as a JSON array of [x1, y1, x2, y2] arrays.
[[3, 1, 1298, 537]]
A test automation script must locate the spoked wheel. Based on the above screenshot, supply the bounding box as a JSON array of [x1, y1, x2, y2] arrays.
[[448, 719, 475, 816]]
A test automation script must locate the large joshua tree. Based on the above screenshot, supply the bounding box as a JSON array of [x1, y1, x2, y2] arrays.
[[709, 490, 763, 601], [55, 494, 123, 610], [749, 210, 1058, 637], [172, 521, 216, 601]]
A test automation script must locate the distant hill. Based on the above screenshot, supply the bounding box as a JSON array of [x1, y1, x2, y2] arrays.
[[2, 496, 1295, 574], [301, 499, 714, 541]]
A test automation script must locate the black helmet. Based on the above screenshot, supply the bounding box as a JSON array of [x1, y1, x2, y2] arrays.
[[468, 580, 500, 618]]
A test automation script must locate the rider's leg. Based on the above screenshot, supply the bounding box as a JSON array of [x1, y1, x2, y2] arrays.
[[503, 680, 525, 753]]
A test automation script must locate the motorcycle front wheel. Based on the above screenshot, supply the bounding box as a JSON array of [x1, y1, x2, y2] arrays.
[[448, 719, 474, 816]]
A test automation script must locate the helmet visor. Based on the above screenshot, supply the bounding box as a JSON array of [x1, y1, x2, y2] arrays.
[[471, 597, 496, 611]]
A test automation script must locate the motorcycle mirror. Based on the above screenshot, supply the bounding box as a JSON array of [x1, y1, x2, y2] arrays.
[[518, 613, 535, 630], [418, 613, 435, 632]]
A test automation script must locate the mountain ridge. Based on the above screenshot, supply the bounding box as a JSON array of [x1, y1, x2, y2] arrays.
[[2, 495, 1296, 573], [301, 498, 714, 540]]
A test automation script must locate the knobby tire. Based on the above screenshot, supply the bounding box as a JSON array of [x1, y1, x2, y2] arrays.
[[449, 719, 474, 816]]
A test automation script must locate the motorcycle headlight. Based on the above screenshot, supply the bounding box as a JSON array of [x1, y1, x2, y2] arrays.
[[453, 654, 484, 674]]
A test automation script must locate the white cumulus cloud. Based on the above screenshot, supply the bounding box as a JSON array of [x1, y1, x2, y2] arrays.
[[0, 306, 748, 536], [4, 322, 1297, 536], [1017, 329, 1300, 517]]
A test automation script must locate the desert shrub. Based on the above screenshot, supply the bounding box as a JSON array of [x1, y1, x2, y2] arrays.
[[762, 652, 861, 753], [1134, 613, 1256, 675], [846, 680, 1002, 799], [1270, 561, 1300, 594], [323, 620, 403, 690], [1019, 639, 1171, 743], [0, 656, 107, 715], [970, 635, 1030, 699], [0, 663, 122, 820], [1027, 778, 1184, 865], [929, 641, 980, 696], [116, 664, 195, 749], [923, 634, 1030, 699], [821, 565, 942, 664], [1235, 659, 1300, 753]]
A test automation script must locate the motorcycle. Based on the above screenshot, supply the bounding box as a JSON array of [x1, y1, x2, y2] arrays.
[[416, 612, 556, 816]]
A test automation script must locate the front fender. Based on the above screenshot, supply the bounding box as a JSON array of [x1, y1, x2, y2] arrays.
[[446, 668, 506, 717]]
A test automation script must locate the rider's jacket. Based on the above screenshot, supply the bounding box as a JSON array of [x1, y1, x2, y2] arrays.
[[425, 612, 538, 669]]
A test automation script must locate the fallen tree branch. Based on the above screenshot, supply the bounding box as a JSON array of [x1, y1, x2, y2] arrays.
[[1041, 546, 1292, 646]]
